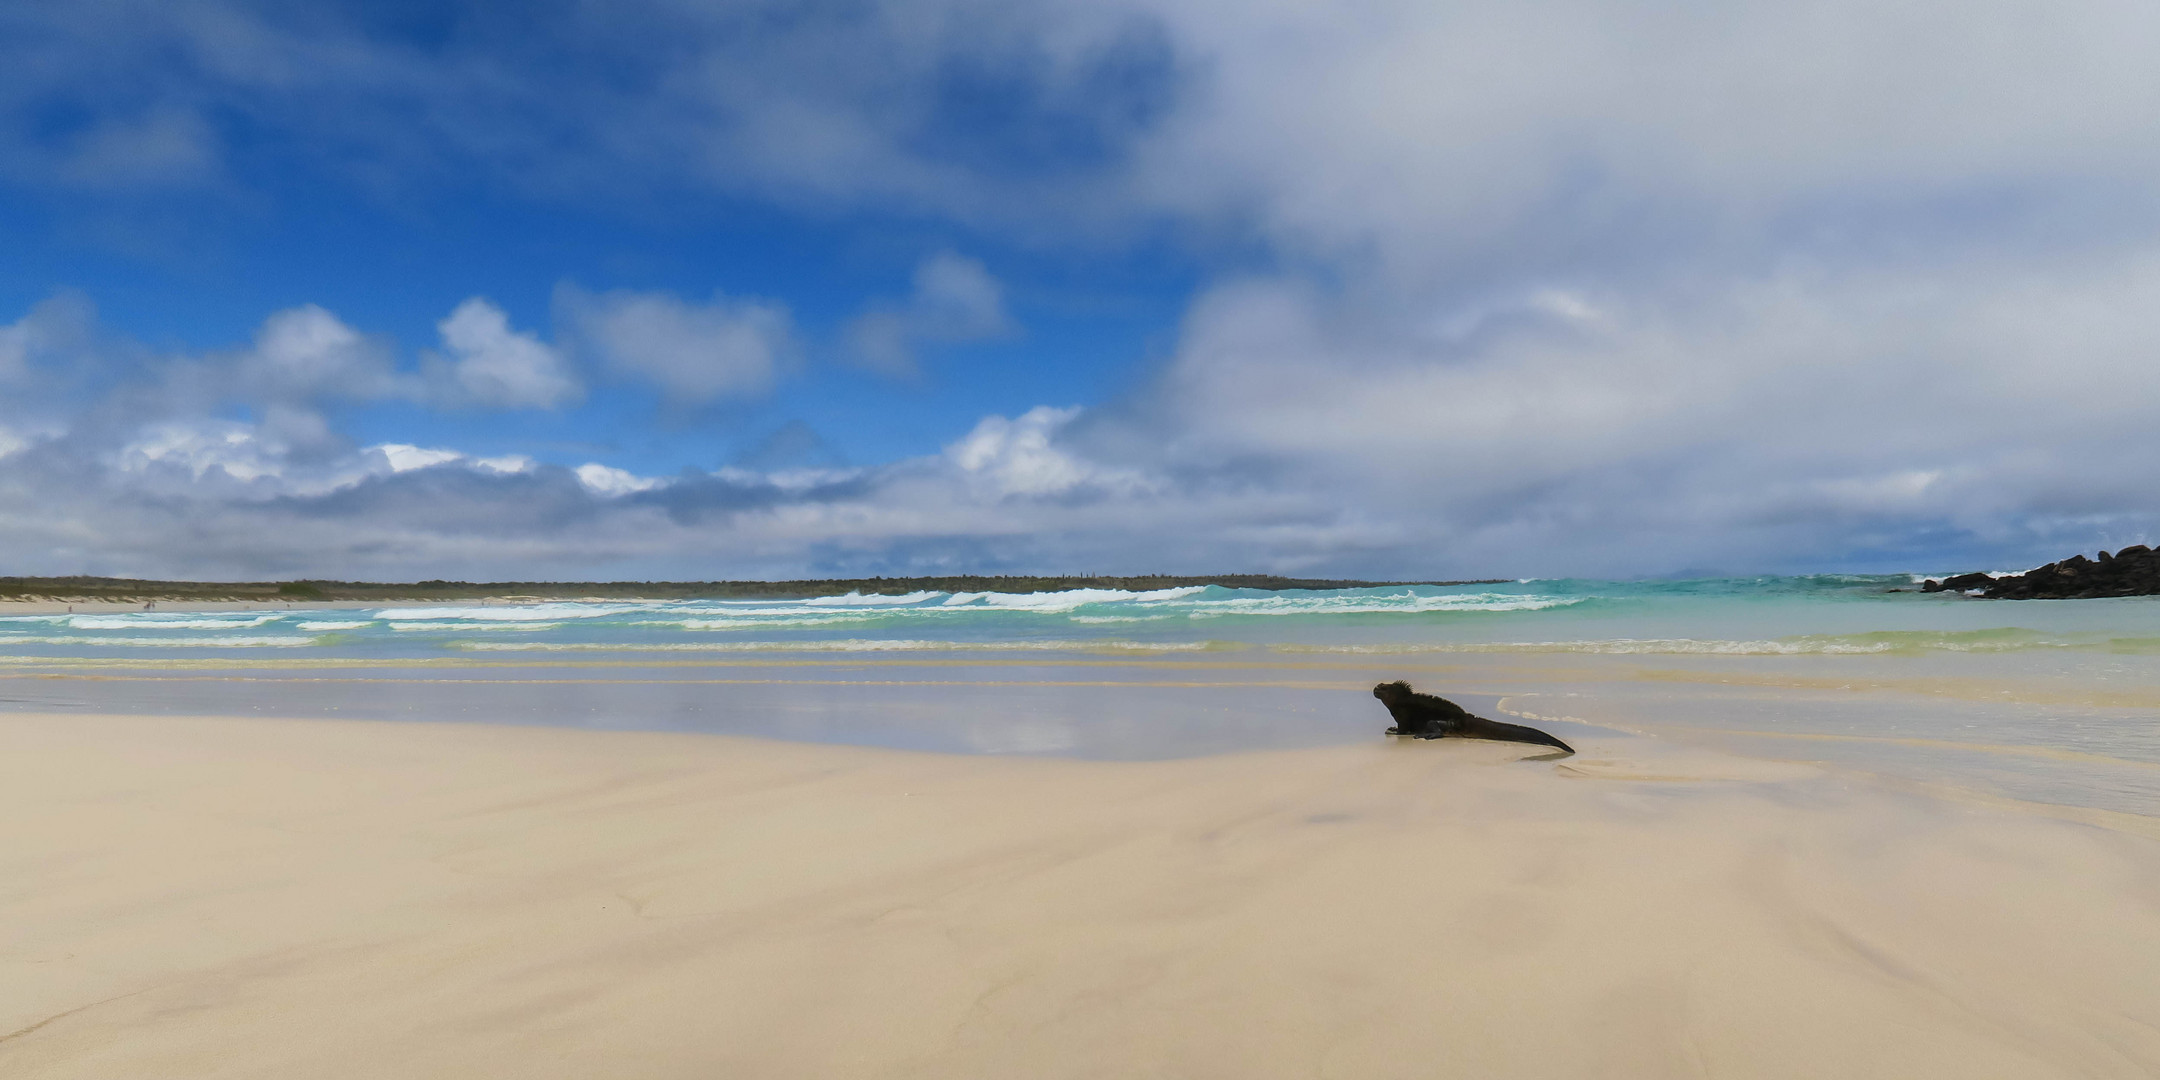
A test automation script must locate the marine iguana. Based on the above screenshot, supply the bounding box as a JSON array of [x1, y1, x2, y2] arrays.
[[1371, 681, 1574, 754]]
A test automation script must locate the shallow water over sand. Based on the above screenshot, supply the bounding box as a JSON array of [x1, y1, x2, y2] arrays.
[[0, 645, 2150, 821]]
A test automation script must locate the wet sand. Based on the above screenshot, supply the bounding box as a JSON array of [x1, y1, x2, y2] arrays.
[[4, 709, 2157, 1078]]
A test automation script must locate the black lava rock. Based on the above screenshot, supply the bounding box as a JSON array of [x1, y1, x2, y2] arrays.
[[1921, 545, 2160, 599]]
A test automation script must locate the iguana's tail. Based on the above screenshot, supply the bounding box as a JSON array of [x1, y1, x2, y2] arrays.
[[1455, 716, 1574, 754]]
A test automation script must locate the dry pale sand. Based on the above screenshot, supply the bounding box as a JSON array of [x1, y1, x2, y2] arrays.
[[3, 712, 2157, 1079]]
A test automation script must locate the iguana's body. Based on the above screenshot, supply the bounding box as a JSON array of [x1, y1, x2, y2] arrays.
[[1371, 681, 1573, 753]]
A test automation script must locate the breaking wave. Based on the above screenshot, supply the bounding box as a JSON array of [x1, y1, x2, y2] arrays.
[[2, 575, 2153, 656]]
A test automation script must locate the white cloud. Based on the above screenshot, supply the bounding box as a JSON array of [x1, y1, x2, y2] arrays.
[[239, 304, 402, 402], [847, 252, 1013, 375], [116, 421, 286, 483], [556, 285, 793, 402], [945, 405, 1148, 498], [370, 444, 536, 477], [1085, 247, 2160, 574], [912, 252, 1010, 336], [374, 444, 466, 473], [0, 292, 96, 385], [1126, 0, 2160, 277], [12, 0, 2160, 249], [472, 454, 536, 474], [574, 463, 663, 497], [7, 246, 2160, 579], [430, 298, 582, 410]]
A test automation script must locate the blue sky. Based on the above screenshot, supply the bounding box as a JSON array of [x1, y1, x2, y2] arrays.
[[4, 0, 2159, 581]]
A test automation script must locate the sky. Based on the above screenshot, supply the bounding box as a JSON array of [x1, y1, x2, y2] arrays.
[[3, 0, 2159, 582]]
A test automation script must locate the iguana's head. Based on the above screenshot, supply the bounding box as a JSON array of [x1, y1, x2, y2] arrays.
[[1372, 681, 1414, 705]]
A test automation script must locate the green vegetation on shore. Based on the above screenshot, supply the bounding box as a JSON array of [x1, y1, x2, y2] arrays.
[[0, 573, 1505, 603]]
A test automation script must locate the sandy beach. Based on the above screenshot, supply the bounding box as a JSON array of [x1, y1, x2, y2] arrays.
[[4, 708, 2156, 1079]]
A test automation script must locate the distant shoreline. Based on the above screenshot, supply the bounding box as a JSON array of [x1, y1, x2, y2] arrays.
[[0, 573, 1510, 605]]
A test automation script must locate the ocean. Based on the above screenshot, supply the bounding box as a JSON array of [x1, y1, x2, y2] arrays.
[[4, 575, 2156, 818]]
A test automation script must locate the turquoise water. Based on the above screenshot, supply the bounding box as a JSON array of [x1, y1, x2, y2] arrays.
[[4, 575, 2158, 656], [2, 576, 2155, 817]]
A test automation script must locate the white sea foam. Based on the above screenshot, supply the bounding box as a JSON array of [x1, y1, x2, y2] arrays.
[[339, 589, 1584, 631], [295, 621, 374, 631], [933, 586, 1209, 609], [372, 604, 642, 621], [942, 588, 1158, 612], [647, 607, 896, 620], [801, 590, 945, 607], [635, 607, 773, 618], [1135, 586, 1210, 601], [1177, 592, 1581, 617], [667, 615, 875, 630], [387, 621, 563, 632]]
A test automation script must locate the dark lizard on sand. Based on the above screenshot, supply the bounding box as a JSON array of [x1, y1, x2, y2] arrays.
[[1371, 681, 1574, 754]]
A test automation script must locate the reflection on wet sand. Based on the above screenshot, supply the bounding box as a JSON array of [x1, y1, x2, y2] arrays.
[[0, 646, 2153, 821]]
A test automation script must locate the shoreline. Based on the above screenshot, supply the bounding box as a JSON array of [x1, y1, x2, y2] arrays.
[[4, 710, 2156, 1078]]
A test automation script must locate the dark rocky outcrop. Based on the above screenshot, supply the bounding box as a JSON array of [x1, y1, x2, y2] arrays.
[[1371, 681, 1574, 753], [1921, 545, 2160, 599]]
